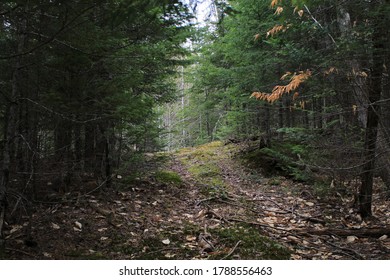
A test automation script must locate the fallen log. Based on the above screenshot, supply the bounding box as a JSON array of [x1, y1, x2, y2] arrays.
[[297, 226, 390, 238]]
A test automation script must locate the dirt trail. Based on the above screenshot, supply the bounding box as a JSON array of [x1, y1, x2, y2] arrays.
[[4, 141, 390, 259], [168, 141, 390, 260]]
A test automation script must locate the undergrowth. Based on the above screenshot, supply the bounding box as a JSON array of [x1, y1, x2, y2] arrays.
[[242, 140, 313, 183]]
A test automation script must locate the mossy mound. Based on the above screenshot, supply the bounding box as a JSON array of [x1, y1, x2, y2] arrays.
[[210, 224, 291, 260], [155, 170, 183, 186]]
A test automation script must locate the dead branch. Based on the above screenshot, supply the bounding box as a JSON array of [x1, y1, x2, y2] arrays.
[[227, 217, 292, 232], [325, 241, 365, 260], [221, 240, 241, 260], [249, 197, 326, 225], [296, 226, 390, 238], [205, 207, 230, 224], [6, 247, 37, 258], [195, 197, 217, 206]]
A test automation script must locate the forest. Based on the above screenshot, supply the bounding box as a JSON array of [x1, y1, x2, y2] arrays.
[[0, 0, 389, 260]]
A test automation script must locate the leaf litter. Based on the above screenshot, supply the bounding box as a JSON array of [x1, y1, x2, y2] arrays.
[[4, 141, 390, 259]]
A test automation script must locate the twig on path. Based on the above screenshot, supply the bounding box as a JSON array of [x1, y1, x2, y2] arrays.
[[296, 226, 390, 238], [196, 197, 217, 206], [221, 240, 241, 260], [325, 241, 365, 260], [205, 206, 231, 224], [6, 247, 37, 258], [249, 197, 326, 225], [227, 217, 292, 232], [216, 199, 261, 214]]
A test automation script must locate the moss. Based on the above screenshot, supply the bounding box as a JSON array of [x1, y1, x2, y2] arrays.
[[210, 224, 291, 260], [121, 173, 142, 185], [155, 170, 183, 185], [199, 141, 223, 149], [268, 177, 282, 186], [200, 184, 228, 199], [177, 141, 227, 189], [188, 163, 220, 178]]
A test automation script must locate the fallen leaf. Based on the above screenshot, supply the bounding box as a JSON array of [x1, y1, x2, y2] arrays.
[[346, 236, 358, 243], [184, 243, 197, 249], [74, 221, 82, 229], [287, 235, 300, 243], [164, 253, 175, 258], [51, 223, 60, 230], [162, 239, 170, 245], [186, 235, 197, 242], [10, 225, 23, 234], [305, 202, 314, 207], [379, 235, 388, 241], [195, 210, 206, 219]]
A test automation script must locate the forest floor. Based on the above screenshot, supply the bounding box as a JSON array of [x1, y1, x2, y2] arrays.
[[4, 141, 390, 259]]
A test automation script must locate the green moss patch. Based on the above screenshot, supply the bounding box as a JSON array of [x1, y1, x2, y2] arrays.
[[210, 224, 291, 260], [155, 170, 183, 185], [177, 141, 227, 187]]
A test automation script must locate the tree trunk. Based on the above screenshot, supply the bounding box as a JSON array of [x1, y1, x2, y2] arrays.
[[376, 9, 390, 198], [360, 103, 380, 218], [84, 123, 96, 172], [337, 5, 369, 128], [0, 8, 27, 255], [105, 135, 112, 189], [359, 3, 386, 217]]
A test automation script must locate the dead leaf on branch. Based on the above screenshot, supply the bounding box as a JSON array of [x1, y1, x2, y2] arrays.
[[271, 0, 282, 8], [274, 6, 284, 15], [251, 70, 311, 103], [266, 24, 288, 37]]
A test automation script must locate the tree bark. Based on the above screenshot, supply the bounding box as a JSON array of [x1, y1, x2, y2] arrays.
[[359, 2, 387, 218], [0, 6, 27, 255]]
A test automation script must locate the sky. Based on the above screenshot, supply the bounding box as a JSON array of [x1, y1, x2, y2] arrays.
[[182, 0, 217, 25]]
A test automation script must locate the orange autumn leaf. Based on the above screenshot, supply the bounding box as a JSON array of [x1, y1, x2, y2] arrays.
[[251, 70, 311, 103], [271, 0, 282, 8], [274, 6, 284, 15], [266, 24, 287, 37]]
